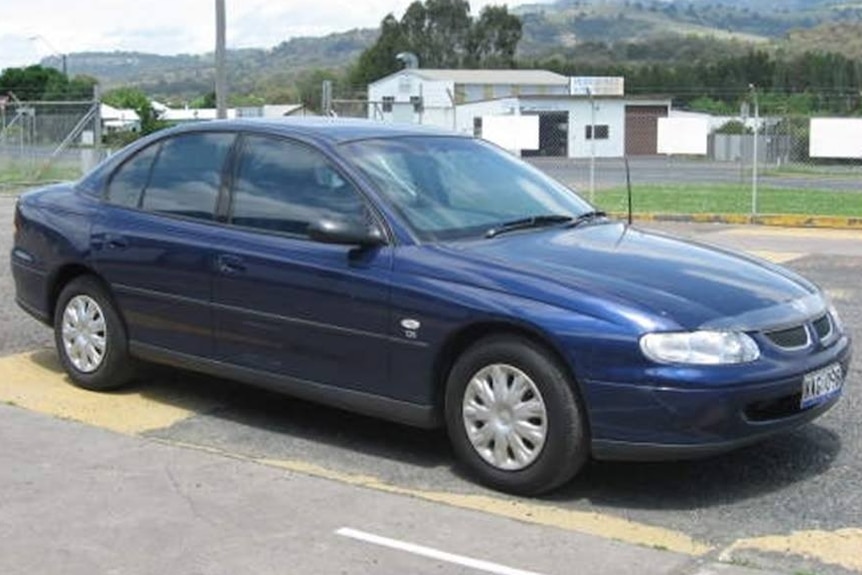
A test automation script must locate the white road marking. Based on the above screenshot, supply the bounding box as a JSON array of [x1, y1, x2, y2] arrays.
[[336, 527, 545, 575]]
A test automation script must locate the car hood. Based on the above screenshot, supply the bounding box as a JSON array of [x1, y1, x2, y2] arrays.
[[421, 222, 821, 331]]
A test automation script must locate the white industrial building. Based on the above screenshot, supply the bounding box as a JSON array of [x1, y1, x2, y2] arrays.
[[367, 68, 672, 158]]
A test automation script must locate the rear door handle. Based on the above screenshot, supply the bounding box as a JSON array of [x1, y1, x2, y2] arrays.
[[217, 254, 245, 274]]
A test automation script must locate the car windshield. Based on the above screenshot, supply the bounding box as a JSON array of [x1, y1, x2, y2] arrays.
[[341, 136, 594, 241]]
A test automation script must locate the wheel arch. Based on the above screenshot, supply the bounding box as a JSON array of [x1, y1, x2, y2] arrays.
[[47, 264, 114, 325], [432, 320, 591, 432]]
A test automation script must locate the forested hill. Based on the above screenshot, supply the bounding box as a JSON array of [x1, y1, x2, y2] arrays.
[[515, 0, 862, 53], [47, 0, 862, 103]]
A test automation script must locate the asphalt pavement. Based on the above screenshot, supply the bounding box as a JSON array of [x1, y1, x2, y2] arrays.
[[529, 157, 862, 192], [1, 193, 860, 575], [3, 402, 782, 575]]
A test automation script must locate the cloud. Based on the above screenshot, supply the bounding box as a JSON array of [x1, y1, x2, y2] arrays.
[[0, 0, 538, 72]]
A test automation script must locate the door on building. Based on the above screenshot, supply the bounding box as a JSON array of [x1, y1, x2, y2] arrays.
[[522, 112, 568, 157], [625, 105, 668, 156]]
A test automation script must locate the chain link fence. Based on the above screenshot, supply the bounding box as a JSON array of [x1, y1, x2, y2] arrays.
[[0, 98, 104, 193], [5, 89, 858, 222], [532, 111, 862, 220]]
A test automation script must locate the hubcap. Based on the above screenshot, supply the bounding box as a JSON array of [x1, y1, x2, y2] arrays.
[[61, 295, 107, 373], [462, 364, 548, 471]]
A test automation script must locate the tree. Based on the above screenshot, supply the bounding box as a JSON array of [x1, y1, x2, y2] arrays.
[[401, 0, 472, 68], [349, 0, 523, 88], [102, 87, 167, 135], [349, 14, 406, 89], [467, 6, 522, 68], [0, 65, 96, 101]]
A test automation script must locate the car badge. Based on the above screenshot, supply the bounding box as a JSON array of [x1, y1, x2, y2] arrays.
[[400, 318, 421, 339]]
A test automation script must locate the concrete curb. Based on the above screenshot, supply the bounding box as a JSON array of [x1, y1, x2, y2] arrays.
[[609, 212, 862, 230]]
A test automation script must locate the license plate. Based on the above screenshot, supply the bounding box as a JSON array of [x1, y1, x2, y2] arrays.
[[801, 363, 844, 409]]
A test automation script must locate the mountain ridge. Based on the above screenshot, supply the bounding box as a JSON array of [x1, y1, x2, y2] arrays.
[[41, 0, 862, 102]]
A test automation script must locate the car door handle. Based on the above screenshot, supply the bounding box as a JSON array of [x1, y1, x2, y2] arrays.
[[92, 233, 128, 251], [217, 254, 245, 274], [105, 234, 129, 250]]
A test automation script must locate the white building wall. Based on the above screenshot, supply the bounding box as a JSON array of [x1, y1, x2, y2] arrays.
[[368, 71, 453, 122], [454, 98, 521, 135], [567, 99, 627, 158], [457, 97, 630, 158]]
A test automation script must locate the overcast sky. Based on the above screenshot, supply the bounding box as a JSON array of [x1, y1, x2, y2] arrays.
[[0, 0, 537, 72]]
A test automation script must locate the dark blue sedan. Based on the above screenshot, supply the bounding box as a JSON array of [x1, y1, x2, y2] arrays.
[[10, 118, 852, 494]]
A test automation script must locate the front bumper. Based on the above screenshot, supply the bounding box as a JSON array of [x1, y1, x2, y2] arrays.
[[584, 336, 852, 462]]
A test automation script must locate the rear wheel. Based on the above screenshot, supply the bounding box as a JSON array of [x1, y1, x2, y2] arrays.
[[445, 335, 588, 495], [54, 276, 135, 391]]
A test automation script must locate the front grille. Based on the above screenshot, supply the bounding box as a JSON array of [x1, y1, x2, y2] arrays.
[[813, 314, 833, 341], [765, 325, 810, 350]]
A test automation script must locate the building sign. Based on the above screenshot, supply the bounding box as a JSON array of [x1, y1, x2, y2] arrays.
[[569, 77, 625, 96]]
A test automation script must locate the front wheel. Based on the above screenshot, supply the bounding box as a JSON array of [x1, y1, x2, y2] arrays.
[[54, 276, 135, 391], [445, 335, 588, 495]]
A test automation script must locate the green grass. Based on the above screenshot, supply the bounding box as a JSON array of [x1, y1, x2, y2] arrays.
[[0, 162, 81, 185], [593, 184, 862, 217]]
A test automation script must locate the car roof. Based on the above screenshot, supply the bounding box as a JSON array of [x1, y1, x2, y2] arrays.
[[167, 117, 468, 144]]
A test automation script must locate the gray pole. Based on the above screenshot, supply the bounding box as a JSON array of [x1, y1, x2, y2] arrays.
[[93, 84, 102, 157], [215, 0, 228, 120], [587, 87, 596, 203], [321, 80, 332, 116], [750, 84, 759, 220]]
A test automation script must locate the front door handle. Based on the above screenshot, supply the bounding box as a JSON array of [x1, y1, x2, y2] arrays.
[[92, 233, 128, 251], [105, 234, 129, 250], [217, 254, 245, 274]]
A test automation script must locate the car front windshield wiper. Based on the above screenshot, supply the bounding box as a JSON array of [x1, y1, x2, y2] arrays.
[[568, 210, 608, 228], [484, 214, 574, 238]]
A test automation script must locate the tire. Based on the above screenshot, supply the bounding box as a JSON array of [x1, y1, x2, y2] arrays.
[[53, 276, 136, 391], [444, 335, 588, 495]]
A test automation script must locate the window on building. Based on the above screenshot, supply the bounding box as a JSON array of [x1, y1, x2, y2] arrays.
[[382, 96, 394, 113], [585, 125, 610, 140], [410, 96, 423, 113]]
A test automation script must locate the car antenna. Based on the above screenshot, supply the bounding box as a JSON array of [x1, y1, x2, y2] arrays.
[[624, 156, 633, 226]]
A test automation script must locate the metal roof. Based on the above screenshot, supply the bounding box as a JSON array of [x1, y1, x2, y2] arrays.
[[375, 69, 570, 86]]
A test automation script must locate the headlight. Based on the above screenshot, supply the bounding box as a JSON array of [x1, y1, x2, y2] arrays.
[[828, 304, 845, 334], [640, 331, 760, 365]]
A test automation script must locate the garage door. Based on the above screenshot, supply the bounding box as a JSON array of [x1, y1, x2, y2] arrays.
[[625, 106, 668, 156]]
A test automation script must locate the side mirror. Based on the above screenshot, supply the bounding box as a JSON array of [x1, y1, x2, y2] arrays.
[[308, 218, 387, 247]]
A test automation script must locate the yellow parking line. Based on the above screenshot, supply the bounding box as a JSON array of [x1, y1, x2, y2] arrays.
[[0, 348, 713, 556], [722, 227, 862, 240], [826, 289, 854, 303], [17, 350, 860, 565], [746, 250, 806, 264], [0, 350, 219, 434], [257, 457, 713, 556], [719, 529, 862, 572]]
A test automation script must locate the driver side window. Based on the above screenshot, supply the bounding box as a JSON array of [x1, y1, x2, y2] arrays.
[[229, 135, 366, 236]]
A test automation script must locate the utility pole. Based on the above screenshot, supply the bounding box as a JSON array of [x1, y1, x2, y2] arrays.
[[215, 0, 228, 119], [587, 86, 596, 203], [29, 35, 67, 76], [750, 84, 759, 220]]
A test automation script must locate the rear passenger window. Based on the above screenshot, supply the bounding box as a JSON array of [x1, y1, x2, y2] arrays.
[[106, 144, 160, 208], [141, 133, 235, 220], [230, 135, 366, 236]]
